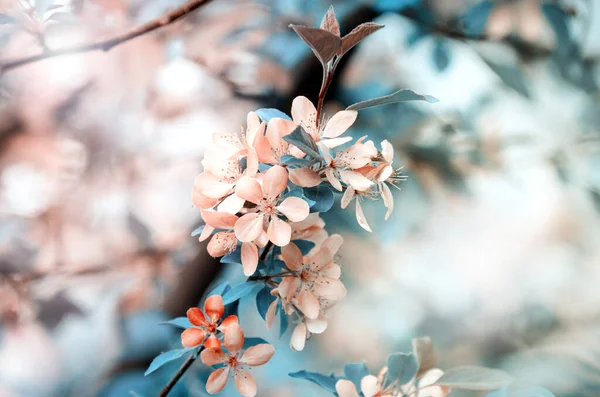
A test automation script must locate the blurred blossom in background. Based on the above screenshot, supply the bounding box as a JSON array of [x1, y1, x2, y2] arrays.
[[0, 0, 600, 396]]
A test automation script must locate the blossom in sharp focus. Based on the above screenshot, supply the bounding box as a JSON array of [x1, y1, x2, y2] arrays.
[[254, 117, 304, 164], [198, 210, 262, 276], [201, 323, 275, 397], [320, 138, 377, 192], [291, 96, 358, 149], [181, 295, 238, 348], [234, 165, 309, 247], [279, 236, 345, 320]]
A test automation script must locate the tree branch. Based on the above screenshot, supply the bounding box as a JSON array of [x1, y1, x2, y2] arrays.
[[0, 0, 215, 73], [158, 347, 203, 397]]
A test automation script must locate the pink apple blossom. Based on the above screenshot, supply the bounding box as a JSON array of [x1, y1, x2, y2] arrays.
[[201, 323, 275, 397], [181, 295, 238, 348], [234, 165, 309, 247], [254, 117, 304, 164], [291, 96, 358, 149]]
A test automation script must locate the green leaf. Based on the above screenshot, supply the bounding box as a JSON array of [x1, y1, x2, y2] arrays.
[[289, 370, 338, 393], [344, 362, 370, 390], [222, 281, 263, 305], [435, 366, 514, 390], [145, 348, 194, 376], [412, 337, 437, 376], [347, 89, 438, 111], [256, 286, 275, 320], [386, 353, 418, 385], [289, 25, 341, 66], [283, 127, 322, 159], [243, 337, 269, 349]]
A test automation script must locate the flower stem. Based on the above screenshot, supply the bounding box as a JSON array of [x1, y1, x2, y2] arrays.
[[158, 347, 204, 397], [315, 64, 336, 128]]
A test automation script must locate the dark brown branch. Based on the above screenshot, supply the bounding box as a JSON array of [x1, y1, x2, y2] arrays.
[[0, 0, 215, 73], [158, 347, 203, 397]]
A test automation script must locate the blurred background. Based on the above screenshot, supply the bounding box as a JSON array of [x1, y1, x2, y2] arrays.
[[1, 0, 599, 396]]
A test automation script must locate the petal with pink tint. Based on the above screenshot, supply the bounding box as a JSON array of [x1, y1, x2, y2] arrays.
[[320, 262, 341, 279], [321, 136, 354, 149], [355, 200, 372, 232], [325, 168, 342, 191], [340, 170, 374, 191], [307, 247, 334, 271], [201, 210, 238, 229], [323, 234, 344, 254], [239, 344, 275, 366], [341, 186, 355, 209], [278, 277, 301, 301], [378, 165, 393, 182], [204, 334, 221, 348], [186, 307, 207, 327], [290, 322, 307, 351], [262, 165, 288, 199], [276, 197, 310, 222], [246, 112, 262, 145], [218, 194, 245, 214], [254, 133, 278, 164], [235, 213, 264, 243], [322, 110, 357, 138], [361, 375, 380, 397], [236, 176, 263, 204], [336, 379, 361, 397], [265, 300, 278, 330], [267, 217, 292, 247], [198, 225, 215, 242], [218, 315, 239, 332], [381, 139, 394, 163], [204, 295, 225, 322], [181, 328, 205, 347], [206, 367, 229, 395], [306, 315, 328, 334], [281, 243, 303, 271], [291, 96, 317, 136], [235, 370, 257, 397], [224, 323, 244, 354], [254, 230, 268, 248], [298, 289, 320, 320], [314, 277, 346, 301], [200, 347, 228, 366], [192, 188, 218, 209], [241, 242, 259, 276], [288, 168, 322, 188], [195, 172, 234, 198], [381, 182, 394, 220], [267, 118, 296, 150], [207, 232, 237, 257], [246, 148, 259, 177]]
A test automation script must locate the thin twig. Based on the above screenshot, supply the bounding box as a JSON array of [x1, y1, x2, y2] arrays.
[[158, 347, 204, 397], [0, 0, 215, 73]]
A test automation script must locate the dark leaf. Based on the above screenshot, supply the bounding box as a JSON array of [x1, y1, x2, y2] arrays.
[[283, 127, 322, 159], [303, 185, 334, 213], [542, 4, 571, 54], [462, 1, 494, 36], [208, 281, 231, 296], [256, 286, 275, 320], [320, 6, 340, 36], [243, 337, 269, 349], [347, 89, 438, 111], [289, 370, 338, 393], [412, 337, 438, 376], [433, 40, 450, 72], [221, 248, 242, 264], [344, 362, 370, 390], [145, 348, 194, 376], [279, 304, 289, 337], [222, 281, 263, 305], [289, 25, 341, 66], [280, 154, 317, 167], [435, 366, 514, 390], [340, 23, 385, 56], [386, 353, 418, 385], [293, 239, 315, 255]]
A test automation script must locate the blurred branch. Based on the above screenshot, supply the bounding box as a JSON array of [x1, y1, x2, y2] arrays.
[[0, 0, 215, 73]]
